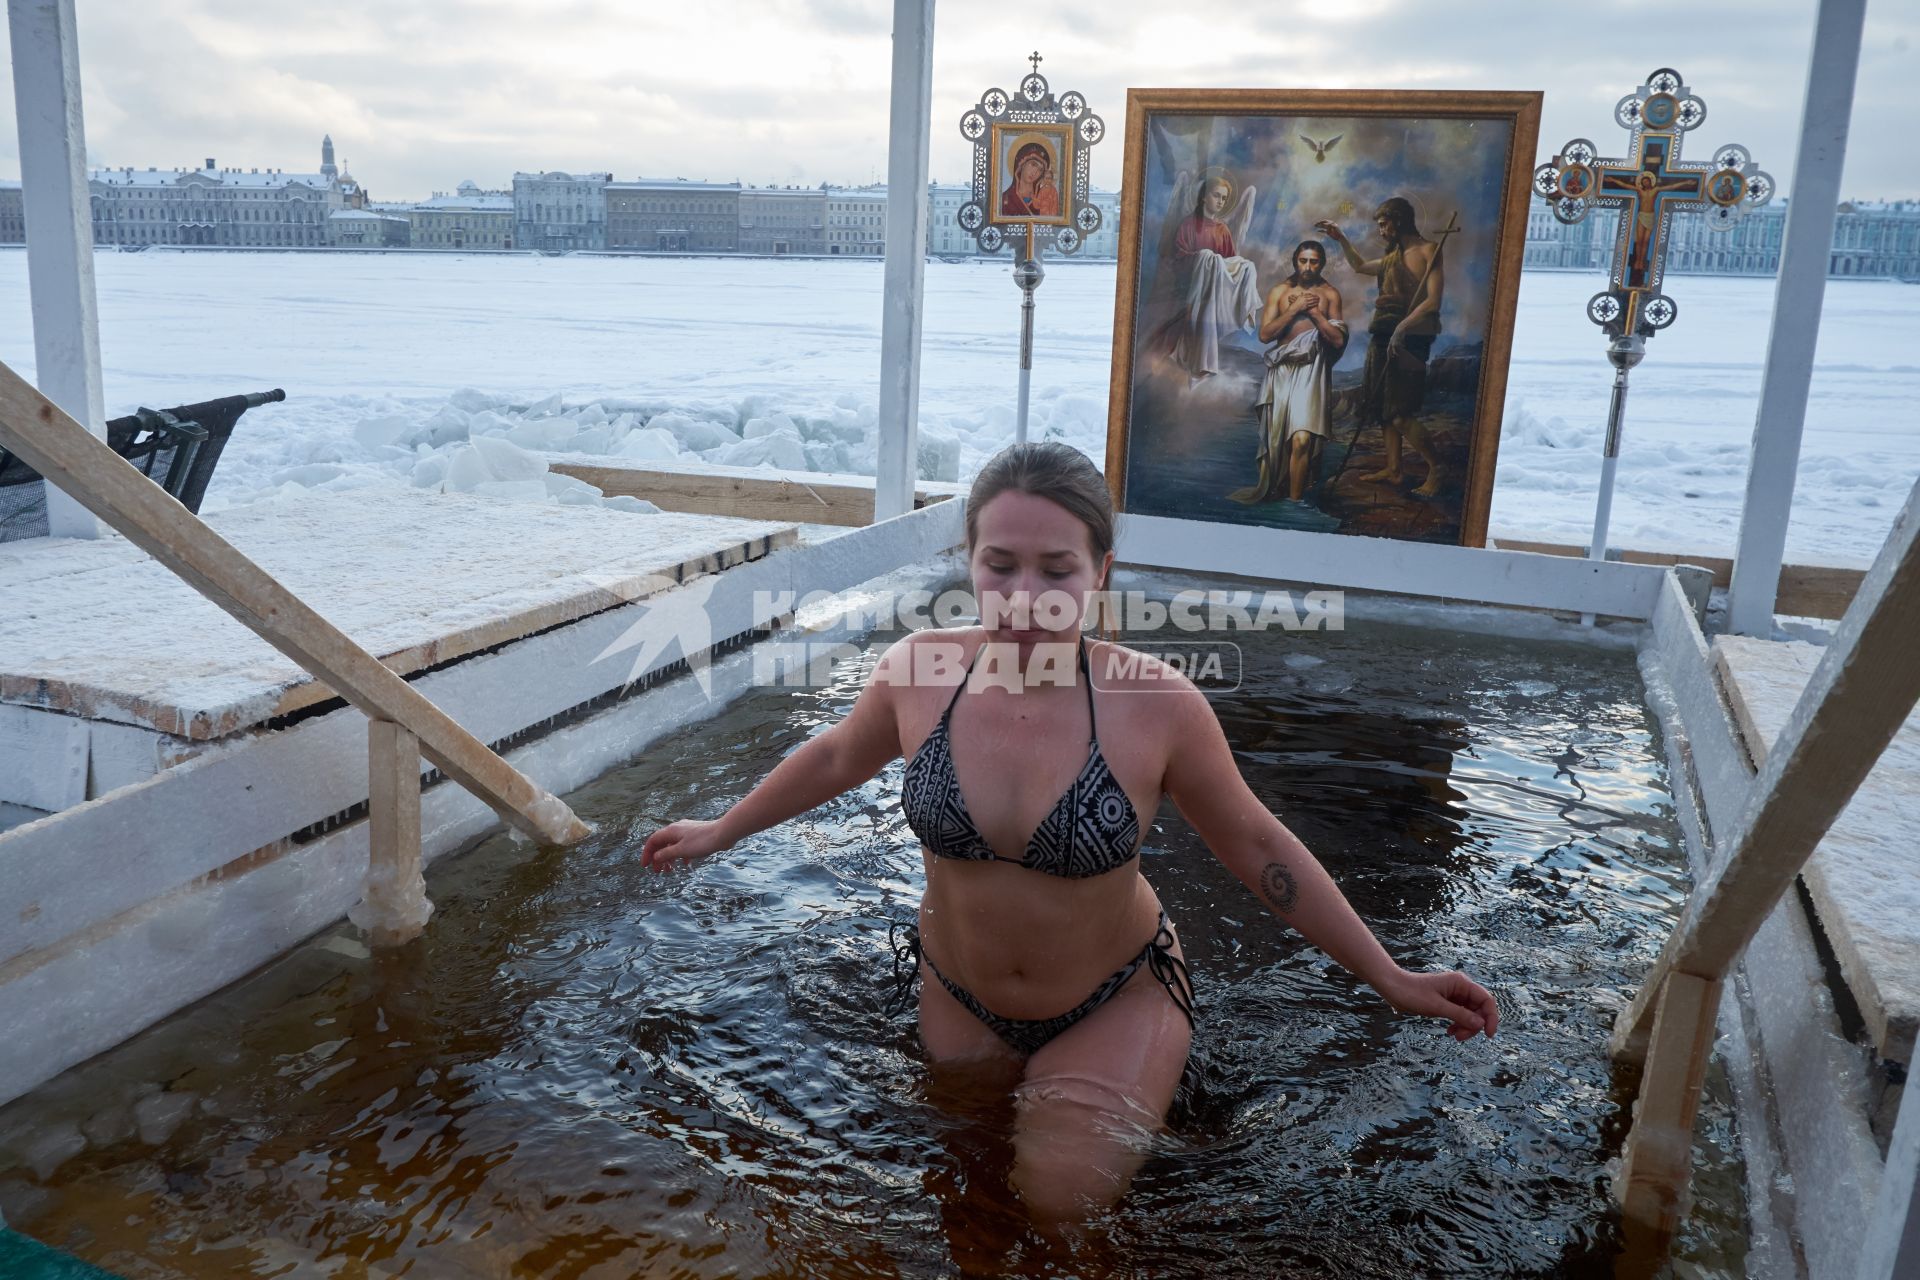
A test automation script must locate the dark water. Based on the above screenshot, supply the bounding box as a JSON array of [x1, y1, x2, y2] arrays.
[[0, 618, 1747, 1278]]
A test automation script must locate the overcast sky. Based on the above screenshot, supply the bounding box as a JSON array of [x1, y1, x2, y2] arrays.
[[1, 0, 1914, 201]]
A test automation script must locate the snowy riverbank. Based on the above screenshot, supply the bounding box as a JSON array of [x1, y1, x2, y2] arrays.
[[0, 249, 1913, 562]]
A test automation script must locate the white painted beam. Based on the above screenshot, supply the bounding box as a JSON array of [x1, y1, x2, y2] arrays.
[[1726, 0, 1868, 636], [1117, 512, 1670, 620], [7, 0, 104, 540], [874, 0, 935, 524]]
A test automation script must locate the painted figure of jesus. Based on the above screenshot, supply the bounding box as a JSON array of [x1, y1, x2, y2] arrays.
[[1228, 240, 1347, 506]]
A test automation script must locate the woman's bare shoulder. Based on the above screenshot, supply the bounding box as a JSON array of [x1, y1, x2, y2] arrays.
[[1084, 636, 1203, 697], [873, 625, 982, 689]]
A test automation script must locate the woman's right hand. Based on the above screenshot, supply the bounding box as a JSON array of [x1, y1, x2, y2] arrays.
[[640, 818, 731, 873]]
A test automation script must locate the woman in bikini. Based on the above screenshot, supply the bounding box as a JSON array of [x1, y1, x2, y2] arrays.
[[639, 441, 1499, 1228]]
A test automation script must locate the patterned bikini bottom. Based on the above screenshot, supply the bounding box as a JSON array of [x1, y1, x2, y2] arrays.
[[887, 911, 1197, 1057]]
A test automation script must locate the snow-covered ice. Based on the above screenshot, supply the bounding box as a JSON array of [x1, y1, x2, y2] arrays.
[[0, 248, 1913, 563]]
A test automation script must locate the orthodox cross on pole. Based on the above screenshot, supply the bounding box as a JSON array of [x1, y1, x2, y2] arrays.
[[956, 52, 1104, 444], [1532, 68, 1773, 614], [1536, 67, 1774, 340]]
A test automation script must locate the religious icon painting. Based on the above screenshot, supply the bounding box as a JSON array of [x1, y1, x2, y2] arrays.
[[1105, 89, 1542, 547], [989, 121, 1074, 226]]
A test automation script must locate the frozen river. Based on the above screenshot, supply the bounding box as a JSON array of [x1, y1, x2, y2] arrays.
[[0, 248, 1914, 562]]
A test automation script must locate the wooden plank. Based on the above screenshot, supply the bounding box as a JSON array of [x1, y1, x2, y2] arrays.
[[1714, 634, 1920, 1065], [1616, 971, 1724, 1241], [1612, 475, 1920, 1062], [0, 494, 965, 967], [549, 457, 958, 527], [1490, 534, 1866, 620], [0, 493, 801, 739], [1119, 512, 1669, 620], [349, 720, 429, 947], [0, 703, 87, 810], [85, 719, 199, 798], [0, 356, 589, 845]]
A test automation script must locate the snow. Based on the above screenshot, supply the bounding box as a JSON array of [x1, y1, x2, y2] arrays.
[[0, 249, 1913, 563]]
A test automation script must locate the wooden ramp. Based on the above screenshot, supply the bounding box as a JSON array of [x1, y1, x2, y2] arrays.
[[0, 489, 796, 811], [1713, 632, 1920, 1065]]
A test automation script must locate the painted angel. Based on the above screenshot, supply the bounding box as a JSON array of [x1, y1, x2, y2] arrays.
[[1149, 167, 1262, 382]]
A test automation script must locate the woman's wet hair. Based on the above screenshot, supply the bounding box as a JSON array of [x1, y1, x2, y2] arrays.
[[964, 442, 1118, 638]]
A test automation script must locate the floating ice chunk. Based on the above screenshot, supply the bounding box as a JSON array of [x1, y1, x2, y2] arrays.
[[565, 425, 614, 455], [603, 495, 663, 514], [448, 387, 502, 413], [918, 430, 960, 482], [353, 414, 417, 450], [423, 406, 470, 447], [80, 1103, 136, 1149], [468, 434, 548, 482], [544, 472, 603, 502], [467, 409, 515, 437], [524, 391, 565, 417], [1282, 653, 1325, 670], [441, 443, 493, 491], [411, 453, 450, 489], [649, 411, 740, 451], [743, 412, 798, 440], [615, 427, 682, 462], [1515, 679, 1556, 697], [575, 403, 609, 426], [506, 418, 578, 452], [17, 1121, 87, 1179], [133, 1091, 196, 1146], [711, 432, 806, 470]]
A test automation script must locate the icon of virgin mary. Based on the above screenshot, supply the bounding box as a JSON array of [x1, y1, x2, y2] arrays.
[[1001, 136, 1062, 218]]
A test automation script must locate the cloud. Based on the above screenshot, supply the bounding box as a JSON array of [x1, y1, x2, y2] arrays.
[[0, 0, 1913, 200]]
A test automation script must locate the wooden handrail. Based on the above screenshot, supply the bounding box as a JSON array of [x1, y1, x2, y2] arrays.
[[0, 357, 589, 846]]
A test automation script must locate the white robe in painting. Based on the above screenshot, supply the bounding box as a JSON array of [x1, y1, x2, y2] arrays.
[[1228, 322, 1345, 505], [1167, 249, 1263, 381]]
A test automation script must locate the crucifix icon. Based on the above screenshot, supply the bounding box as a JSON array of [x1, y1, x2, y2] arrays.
[[1532, 67, 1774, 615], [1029, 51, 1043, 75], [1535, 66, 1773, 339]]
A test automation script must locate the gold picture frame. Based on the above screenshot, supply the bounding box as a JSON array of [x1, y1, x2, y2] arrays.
[[1105, 88, 1542, 548], [988, 120, 1074, 227]]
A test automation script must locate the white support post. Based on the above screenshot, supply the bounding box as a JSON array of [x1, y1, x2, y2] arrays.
[[8, 0, 105, 540], [1859, 1077, 1920, 1279], [1725, 0, 1867, 635], [873, 0, 934, 524]]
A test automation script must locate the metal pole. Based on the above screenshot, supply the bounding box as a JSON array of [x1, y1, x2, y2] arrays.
[[1013, 224, 1044, 444], [1725, 0, 1867, 636], [8, 0, 105, 539], [1582, 333, 1643, 626], [873, 0, 935, 523]]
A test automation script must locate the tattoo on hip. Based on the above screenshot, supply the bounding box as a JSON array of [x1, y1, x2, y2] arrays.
[[1258, 862, 1299, 916]]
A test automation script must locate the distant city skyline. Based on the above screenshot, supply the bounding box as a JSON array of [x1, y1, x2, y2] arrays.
[[0, 1, 1916, 202]]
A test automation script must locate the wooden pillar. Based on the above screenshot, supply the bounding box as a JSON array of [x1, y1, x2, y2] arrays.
[[873, 0, 934, 524], [1859, 1079, 1920, 1280], [1725, 0, 1868, 635], [7, 0, 104, 539], [349, 719, 432, 947], [1614, 971, 1724, 1250]]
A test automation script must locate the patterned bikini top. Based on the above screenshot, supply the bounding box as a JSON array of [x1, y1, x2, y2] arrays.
[[901, 633, 1143, 879]]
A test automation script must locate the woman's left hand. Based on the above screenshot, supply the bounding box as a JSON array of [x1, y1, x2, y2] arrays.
[[1376, 967, 1499, 1041]]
